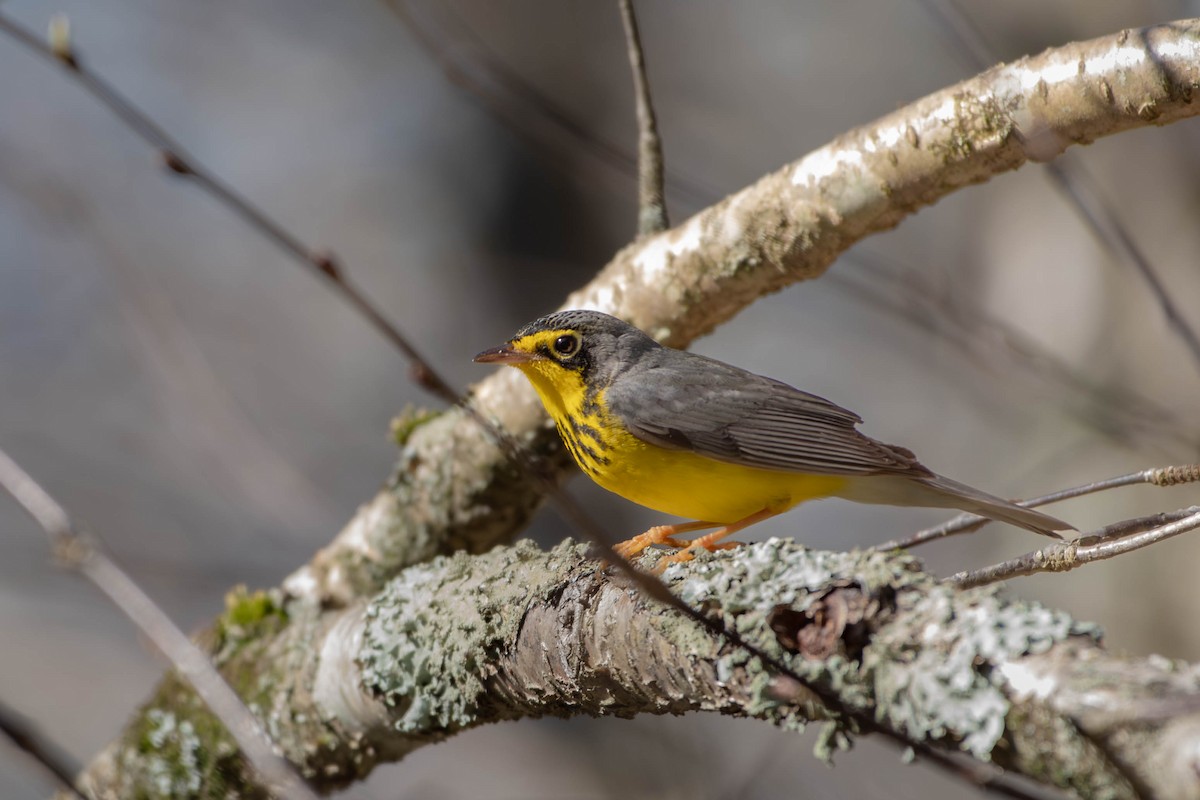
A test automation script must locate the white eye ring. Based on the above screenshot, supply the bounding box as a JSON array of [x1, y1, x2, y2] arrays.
[[552, 333, 580, 357]]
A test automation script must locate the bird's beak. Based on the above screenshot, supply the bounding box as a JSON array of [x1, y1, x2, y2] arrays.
[[473, 344, 536, 365]]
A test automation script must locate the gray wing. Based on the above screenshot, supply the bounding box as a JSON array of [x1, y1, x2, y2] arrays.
[[605, 350, 931, 478]]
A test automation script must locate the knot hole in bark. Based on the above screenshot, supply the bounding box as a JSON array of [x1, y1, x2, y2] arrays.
[[769, 582, 896, 662]]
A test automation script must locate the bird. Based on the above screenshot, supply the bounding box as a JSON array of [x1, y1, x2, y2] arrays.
[[474, 310, 1071, 566]]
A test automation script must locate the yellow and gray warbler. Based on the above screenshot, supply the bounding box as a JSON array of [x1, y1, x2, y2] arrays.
[[475, 310, 1070, 564]]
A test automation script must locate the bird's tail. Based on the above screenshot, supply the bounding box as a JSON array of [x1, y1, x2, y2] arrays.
[[839, 474, 1072, 538]]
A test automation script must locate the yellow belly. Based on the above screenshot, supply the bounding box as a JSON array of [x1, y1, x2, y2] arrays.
[[585, 424, 847, 523]]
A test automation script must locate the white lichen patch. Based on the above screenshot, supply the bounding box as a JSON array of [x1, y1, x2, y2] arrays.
[[358, 541, 584, 736], [997, 660, 1060, 702], [630, 214, 706, 282], [142, 709, 203, 797], [671, 538, 922, 615], [282, 566, 319, 602], [347, 497, 395, 558], [668, 539, 1098, 761], [570, 282, 621, 315], [1155, 34, 1200, 62], [791, 147, 864, 188], [869, 584, 1100, 760], [788, 144, 885, 218]]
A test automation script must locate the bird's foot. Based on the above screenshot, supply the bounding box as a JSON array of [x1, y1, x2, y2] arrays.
[[612, 520, 721, 560], [613, 525, 692, 560]]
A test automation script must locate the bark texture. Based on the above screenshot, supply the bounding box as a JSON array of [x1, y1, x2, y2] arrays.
[[81, 541, 1200, 800]]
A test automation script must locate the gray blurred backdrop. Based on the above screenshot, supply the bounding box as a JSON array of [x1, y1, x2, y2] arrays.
[[2, 1, 1199, 797]]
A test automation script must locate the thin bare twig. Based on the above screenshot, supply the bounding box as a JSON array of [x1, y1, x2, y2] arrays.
[[835, 251, 1200, 456], [875, 464, 1200, 551], [917, 0, 1200, 375], [386, 0, 720, 209], [913, 747, 1064, 800], [617, 0, 668, 235], [950, 505, 1200, 588], [0, 11, 458, 404], [1042, 160, 1200, 370], [0, 446, 320, 800], [0, 699, 84, 798]]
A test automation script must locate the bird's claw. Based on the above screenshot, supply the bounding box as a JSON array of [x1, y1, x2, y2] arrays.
[[612, 524, 690, 560]]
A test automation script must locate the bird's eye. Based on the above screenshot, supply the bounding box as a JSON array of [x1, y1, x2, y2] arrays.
[[552, 333, 580, 357]]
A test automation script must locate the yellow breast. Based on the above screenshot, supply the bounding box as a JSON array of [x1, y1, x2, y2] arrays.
[[519, 363, 847, 524]]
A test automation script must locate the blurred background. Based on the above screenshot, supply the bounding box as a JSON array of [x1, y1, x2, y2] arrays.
[[2, 0, 1199, 797]]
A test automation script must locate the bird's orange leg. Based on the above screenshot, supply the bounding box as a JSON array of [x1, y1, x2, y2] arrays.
[[652, 508, 780, 572], [613, 520, 721, 560]]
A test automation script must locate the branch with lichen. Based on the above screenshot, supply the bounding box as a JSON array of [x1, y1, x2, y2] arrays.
[[80, 540, 1200, 800], [61, 18, 1200, 799], [288, 18, 1200, 608]]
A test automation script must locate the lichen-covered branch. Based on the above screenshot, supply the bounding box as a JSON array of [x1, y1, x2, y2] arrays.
[[81, 540, 1200, 799], [952, 506, 1200, 588], [286, 18, 1200, 608]]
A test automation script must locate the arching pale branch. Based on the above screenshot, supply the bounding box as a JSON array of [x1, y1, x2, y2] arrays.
[[293, 18, 1200, 607]]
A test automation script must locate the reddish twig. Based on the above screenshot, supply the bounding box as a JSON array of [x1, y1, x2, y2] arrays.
[[0, 11, 458, 403]]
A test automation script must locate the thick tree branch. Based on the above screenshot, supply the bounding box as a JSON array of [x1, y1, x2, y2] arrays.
[[82, 539, 1200, 799]]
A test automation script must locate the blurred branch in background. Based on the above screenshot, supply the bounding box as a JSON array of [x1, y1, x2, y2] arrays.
[[833, 251, 1200, 457], [0, 700, 83, 799], [0, 446, 319, 800], [918, 0, 1200, 374], [386, 0, 721, 207], [617, 0, 669, 236], [95, 231, 341, 536]]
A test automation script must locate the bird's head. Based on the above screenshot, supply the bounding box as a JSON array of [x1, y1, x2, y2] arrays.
[[474, 310, 657, 402]]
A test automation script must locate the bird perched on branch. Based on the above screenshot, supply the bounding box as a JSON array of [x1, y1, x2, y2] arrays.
[[475, 310, 1071, 567]]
